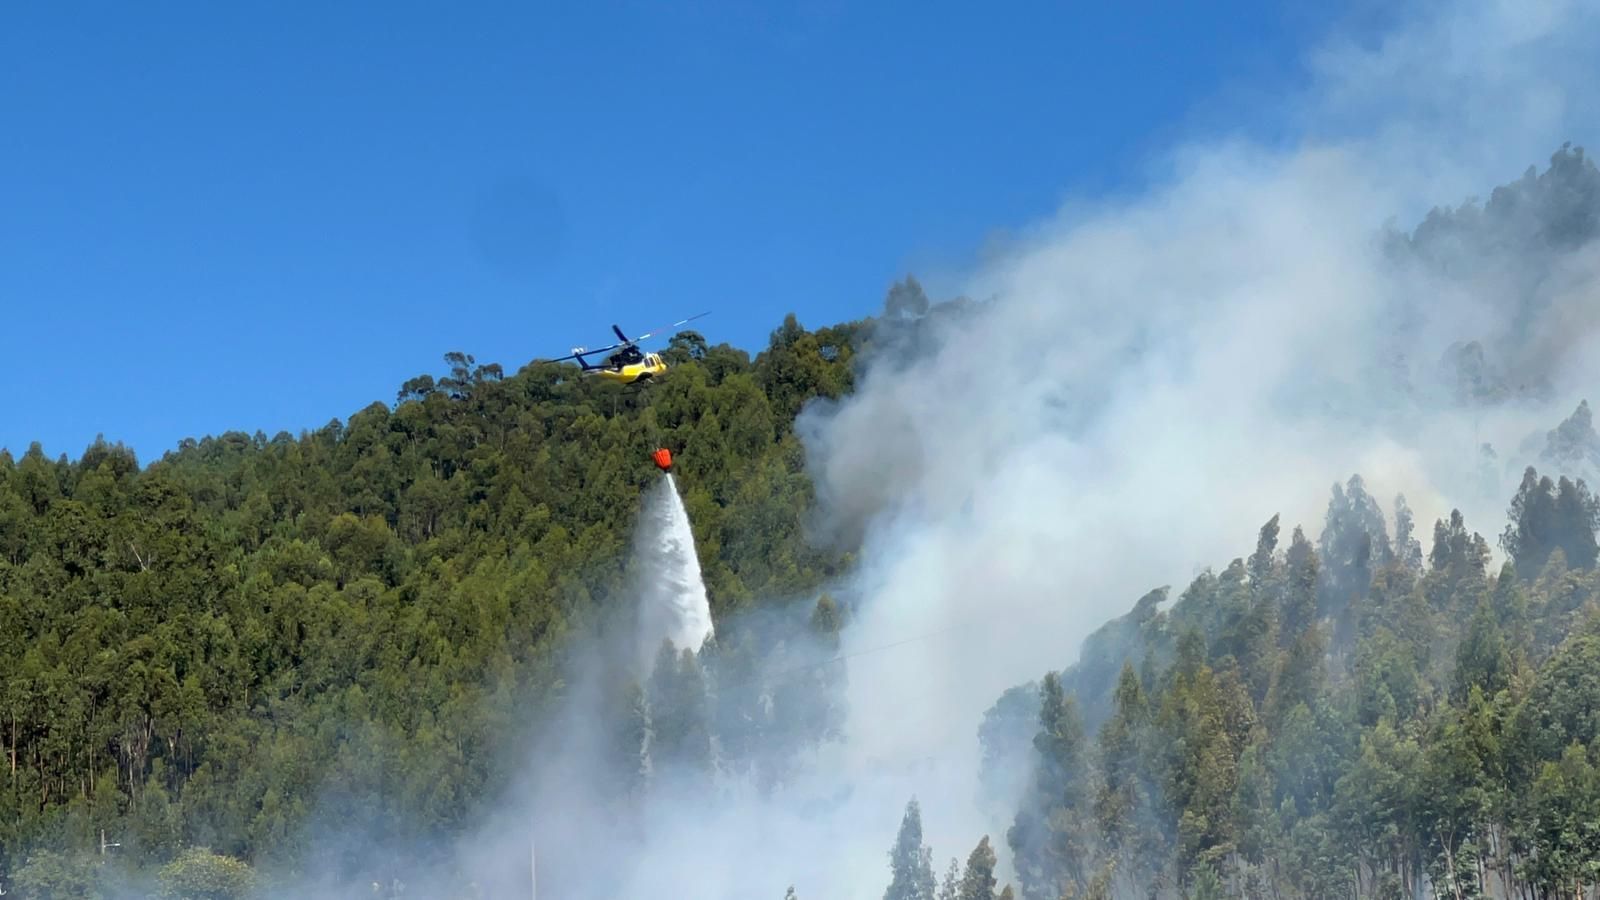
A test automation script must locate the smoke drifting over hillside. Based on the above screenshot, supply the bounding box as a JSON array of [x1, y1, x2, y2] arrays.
[[791, 0, 1600, 889], [148, 1, 1600, 898]]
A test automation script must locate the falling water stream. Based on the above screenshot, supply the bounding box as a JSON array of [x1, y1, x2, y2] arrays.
[[633, 473, 715, 664]]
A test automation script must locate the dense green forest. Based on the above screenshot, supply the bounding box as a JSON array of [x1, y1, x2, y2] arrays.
[[9, 146, 1600, 900], [0, 305, 896, 894], [957, 466, 1600, 900]]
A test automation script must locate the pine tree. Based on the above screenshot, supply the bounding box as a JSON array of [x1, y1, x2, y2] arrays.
[[1523, 744, 1600, 895], [1281, 527, 1319, 646], [1552, 475, 1598, 569], [1452, 599, 1510, 702], [1393, 494, 1424, 572], [1206, 559, 1252, 661], [1084, 865, 1115, 900], [885, 798, 938, 900], [1539, 398, 1600, 471], [958, 836, 999, 900], [647, 641, 714, 782], [1352, 627, 1424, 726], [1188, 861, 1224, 900], [1095, 663, 1144, 855], [1248, 514, 1281, 597], [1173, 627, 1206, 682], [707, 624, 763, 781], [616, 677, 651, 801], [1430, 509, 1492, 616], [1267, 620, 1325, 726], [1502, 467, 1559, 576], [1094, 662, 1166, 894], [1234, 582, 1280, 706], [1157, 655, 1245, 875], [1009, 672, 1093, 900], [939, 857, 960, 900], [806, 592, 847, 742], [1319, 475, 1392, 627], [1490, 560, 1532, 656], [811, 592, 843, 650], [675, 648, 714, 776]]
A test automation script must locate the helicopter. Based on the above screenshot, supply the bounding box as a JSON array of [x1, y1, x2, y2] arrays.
[[546, 312, 710, 386]]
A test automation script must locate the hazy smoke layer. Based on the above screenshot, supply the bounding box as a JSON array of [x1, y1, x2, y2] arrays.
[[791, 0, 1600, 888], [633, 473, 715, 664]]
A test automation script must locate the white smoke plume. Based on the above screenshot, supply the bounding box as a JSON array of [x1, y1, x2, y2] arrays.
[[79, 1, 1600, 898], [787, 0, 1600, 890]]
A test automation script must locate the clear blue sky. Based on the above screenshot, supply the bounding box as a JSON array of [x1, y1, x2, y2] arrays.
[[1, 1, 1371, 464]]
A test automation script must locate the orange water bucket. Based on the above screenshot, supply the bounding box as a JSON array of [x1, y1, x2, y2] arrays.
[[651, 448, 673, 471]]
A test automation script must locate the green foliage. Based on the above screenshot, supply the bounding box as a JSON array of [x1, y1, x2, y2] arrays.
[[1318, 475, 1392, 637], [1187, 861, 1222, 900], [957, 835, 999, 900], [12, 849, 105, 899], [1453, 599, 1511, 702], [155, 847, 257, 899], [1008, 673, 1094, 900], [647, 642, 714, 783], [0, 315, 865, 885], [938, 857, 960, 900], [1502, 467, 1600, 577], [980, 457, 1600, 899], [1521, 743, 1600, 894], [884, 798, 937, 900]]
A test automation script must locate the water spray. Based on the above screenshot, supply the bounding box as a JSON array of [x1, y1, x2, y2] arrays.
[[633, 447, 713, 666]]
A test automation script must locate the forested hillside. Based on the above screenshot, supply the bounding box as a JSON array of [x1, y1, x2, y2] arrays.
[[964, 469, 1600, 900], [0, 305, 906, 892], [9, 146, 1600, 900], [934, 147, 1600, 900]]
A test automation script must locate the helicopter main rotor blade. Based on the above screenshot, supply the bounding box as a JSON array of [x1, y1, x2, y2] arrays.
[[630, 311, 711, 344], [541, 339, 625, 363], [537, 311, 709, 363]]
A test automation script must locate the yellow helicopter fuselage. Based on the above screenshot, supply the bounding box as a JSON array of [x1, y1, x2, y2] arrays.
[[594, 352, 668, 385]]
